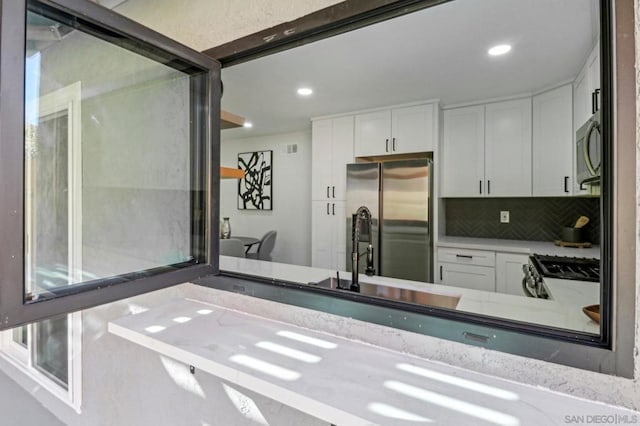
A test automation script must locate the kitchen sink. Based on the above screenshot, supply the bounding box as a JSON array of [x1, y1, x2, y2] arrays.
[[309, 277, 461, 310]]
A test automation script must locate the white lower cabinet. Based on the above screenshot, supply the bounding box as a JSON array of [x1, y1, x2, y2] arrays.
[[495, 253, 529, 296], [437, 247, 529, 295], [436, 247, 496, 292], [437, 262, 496, 292], [311, 200, 346, 270]]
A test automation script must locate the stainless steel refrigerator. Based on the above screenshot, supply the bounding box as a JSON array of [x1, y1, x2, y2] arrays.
[[346, 158, 433, 283]]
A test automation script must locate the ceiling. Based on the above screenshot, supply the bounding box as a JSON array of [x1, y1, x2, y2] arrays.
[[221, 0, 598, 139]]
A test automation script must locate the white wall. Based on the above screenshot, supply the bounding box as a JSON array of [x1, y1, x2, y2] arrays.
[[221, 131, 312, 266]]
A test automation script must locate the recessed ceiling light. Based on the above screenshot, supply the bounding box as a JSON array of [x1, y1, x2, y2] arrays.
[[488, 44, 511, 56], [297, 87, 313, 96], [243, 121, 253, 128]]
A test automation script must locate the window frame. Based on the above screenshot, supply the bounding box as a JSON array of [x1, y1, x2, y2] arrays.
[[0, 311, 82, 412], [0, 0, 221, 330], [200, 0, 630, 375]]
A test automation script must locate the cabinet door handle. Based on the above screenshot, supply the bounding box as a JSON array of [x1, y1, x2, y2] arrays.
[[385, 138, 389, 152], [326, 186, 330, 198], [594, 88, 600, 113], [326, 203, 330, 215], [479, 180, 482, 194], [456, 254, 473, 259], [439, 265, 443, 281], [332, 186, 335, 198], [564, 176, 570, 193], [591, 91, 596, 114], [332, 203, 335, 215], [487, 180, 491, 195], [392, 137, 396, 151]]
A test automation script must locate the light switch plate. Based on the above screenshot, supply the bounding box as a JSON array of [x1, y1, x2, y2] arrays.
[[500, 211, 510, 223]]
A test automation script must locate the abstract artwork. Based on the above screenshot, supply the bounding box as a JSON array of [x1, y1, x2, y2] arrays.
[[238, 150, 272, 210]]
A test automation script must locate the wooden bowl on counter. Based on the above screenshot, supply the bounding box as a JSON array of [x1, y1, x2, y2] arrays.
[[582, 304, 600, 323]]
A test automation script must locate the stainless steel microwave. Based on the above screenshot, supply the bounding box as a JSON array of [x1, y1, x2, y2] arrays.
[[576, 110, 601, 185]]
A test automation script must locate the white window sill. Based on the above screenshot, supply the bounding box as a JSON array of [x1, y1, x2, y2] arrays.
[[108, 298, 635, 425]]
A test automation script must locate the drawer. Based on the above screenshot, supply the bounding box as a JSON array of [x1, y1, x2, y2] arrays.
[[437, 247, 496, 267], [437, 262, 496, 292]]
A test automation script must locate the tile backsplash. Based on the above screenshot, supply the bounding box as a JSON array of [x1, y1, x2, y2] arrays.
[[444, 197, 600, 243]]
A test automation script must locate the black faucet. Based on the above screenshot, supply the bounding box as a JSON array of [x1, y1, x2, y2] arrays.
[[351, 206, 375, 292]]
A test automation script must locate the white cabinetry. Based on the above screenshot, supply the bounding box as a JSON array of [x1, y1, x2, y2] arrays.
[[354, 110, 390, 157], [439, 263, 495, 292], [484, 98, 532, 197], [574, 42, 601, 130], [437, 246, 530, 295], [311, 116, 354, 201], [441, 106, 485, 197], [311, 200, 346, 270], [311, 117, 352, 270], [495, 253, 529, 296], [355, 104, 435, 157], [436, 247, 496, 292], [573, 42, 600, 195], [442, 98, 532, 197], [532, 84, 574, 196]]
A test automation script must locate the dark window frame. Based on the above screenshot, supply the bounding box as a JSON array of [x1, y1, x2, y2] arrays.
[[201, 0, 621, 369], [0, 0, 221, 330]]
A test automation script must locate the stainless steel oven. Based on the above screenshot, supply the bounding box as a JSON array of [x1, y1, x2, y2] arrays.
[[576, 109, 601, 185]]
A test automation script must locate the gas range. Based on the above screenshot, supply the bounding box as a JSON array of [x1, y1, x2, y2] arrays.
[[522, 254, 600, 298]]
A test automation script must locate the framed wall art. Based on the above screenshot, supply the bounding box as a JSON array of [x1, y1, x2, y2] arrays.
[[238, 150, 272, 210]]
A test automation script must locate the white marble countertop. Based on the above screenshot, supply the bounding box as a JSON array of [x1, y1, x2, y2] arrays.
[[436, 237, 601, 258], [544, 278, 600, 306], [219, 257, 600, 334], [108, 298, 633, 426]]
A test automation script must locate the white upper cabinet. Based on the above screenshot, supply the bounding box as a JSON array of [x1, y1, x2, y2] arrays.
[[573, 42, 600, 195], [442, 99, 531, 197], [312, 119, 333, 200], [532, 84, 574, 196], [354, 110, 391, 156], [586, 42, 601, 112], [311, 116, 354, 201], [354, 104, 435, 157], [484, 98, 532, 197], [573, 71, 589, 132], [391, 104, 435, 154], [441, 105, 485, 197], [574, 42, 600, 130]]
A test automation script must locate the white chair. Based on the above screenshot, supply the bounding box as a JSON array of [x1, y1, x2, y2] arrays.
[[246, 230, 277, 261], [219, 238, 245, 258]]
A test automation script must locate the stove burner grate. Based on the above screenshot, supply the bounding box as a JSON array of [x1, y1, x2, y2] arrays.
[[531, 254, 600, 282]]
